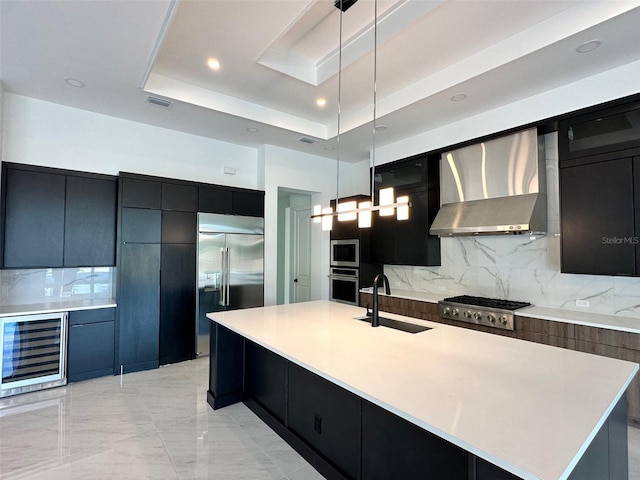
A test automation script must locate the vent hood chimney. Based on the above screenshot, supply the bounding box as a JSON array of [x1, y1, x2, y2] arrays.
[[430, 127, 547, 237]]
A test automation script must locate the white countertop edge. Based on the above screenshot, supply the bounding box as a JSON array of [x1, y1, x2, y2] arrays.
[[210, 311, 582, 480], [558, 369, 638, 480], [360, 288, 640, 334], [0, 299, 117, 317]]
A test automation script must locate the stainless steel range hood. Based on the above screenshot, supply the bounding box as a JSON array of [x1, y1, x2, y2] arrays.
[[430, 127, 547, 237]]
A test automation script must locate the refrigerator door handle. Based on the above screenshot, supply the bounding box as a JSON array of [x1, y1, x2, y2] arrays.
[[225, 247, 231, 307], [219, 248, 226, 306]]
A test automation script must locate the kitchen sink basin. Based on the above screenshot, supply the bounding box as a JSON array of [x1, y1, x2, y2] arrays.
[[353, 315, 431, 334]]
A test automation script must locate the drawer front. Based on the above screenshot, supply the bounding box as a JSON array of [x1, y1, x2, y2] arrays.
[[69, 307, 115, 326]]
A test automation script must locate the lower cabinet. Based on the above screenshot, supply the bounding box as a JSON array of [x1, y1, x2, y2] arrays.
[[361, 400, 469, 480], [67, 308, 115, 382], [244, 341, 287, 423], [288, 363, 361, 480], [118, 243, 161, 373], [159, 243, 196, 366], [236, 339, 515, 480]]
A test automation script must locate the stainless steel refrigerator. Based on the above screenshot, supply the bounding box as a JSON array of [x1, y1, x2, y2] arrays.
[[197, 213, 264, 356]]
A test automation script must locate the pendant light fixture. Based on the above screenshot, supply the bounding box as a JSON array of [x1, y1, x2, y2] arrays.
[[312, 0, 410, 231]]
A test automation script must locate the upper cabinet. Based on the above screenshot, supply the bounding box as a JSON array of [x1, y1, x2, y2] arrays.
[[369, 155, 440, 266], [559, 99, 640, 276], [1, 163, 117, 268], [198, 186, 264, 217], [559, 100, 640, 163]]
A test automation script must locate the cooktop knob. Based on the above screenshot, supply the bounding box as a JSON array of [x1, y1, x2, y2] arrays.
[[488, 313, 496, 323], [499, 315, 508, 325], [463, 310, 472, 318], [443, 306, 451, 315], [473, 312, 482, 321], [452, 308, 459, 316]]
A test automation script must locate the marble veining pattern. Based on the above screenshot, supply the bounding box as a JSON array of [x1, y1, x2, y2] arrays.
[[386, 134, 640, 324], [0, 358, 322, 480]]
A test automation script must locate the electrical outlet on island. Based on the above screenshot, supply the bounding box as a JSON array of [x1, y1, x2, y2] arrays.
[[575, 299, 590, 308]]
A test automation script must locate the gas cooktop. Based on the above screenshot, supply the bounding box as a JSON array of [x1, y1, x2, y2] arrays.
[[438, 295, 531, 331]]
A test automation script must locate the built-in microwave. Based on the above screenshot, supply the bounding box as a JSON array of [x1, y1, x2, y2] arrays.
[[330, 239, 359, 267]]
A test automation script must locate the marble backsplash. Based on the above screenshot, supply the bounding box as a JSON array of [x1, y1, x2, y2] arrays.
[[385, 132, 640, 321], [386, 235, 640, 320], [0, 267, 115, 306]]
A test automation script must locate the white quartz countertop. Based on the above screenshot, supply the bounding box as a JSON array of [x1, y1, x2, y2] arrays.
[[0, 298, 117, 318], [209, 300, 638, 480], [361, 287, 640, 334]]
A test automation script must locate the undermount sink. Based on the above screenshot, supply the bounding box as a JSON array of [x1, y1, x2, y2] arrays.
[[353, 315, 431, 334]]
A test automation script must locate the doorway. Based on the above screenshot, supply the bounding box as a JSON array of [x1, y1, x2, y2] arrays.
[[277, 189, 313, 304]]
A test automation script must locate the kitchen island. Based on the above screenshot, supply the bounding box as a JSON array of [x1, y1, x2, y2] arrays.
[[207, 300, 638, 480]]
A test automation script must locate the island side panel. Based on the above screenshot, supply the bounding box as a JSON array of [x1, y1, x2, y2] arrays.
[[568, 393, 628, 480], [207, 322, 244, 409]]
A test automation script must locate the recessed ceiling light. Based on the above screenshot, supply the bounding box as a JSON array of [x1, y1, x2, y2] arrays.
[[374, 125, 387, 132], [576, 40, 601, 53], [64, 78, 85, 88], [316, 97, 327, 107], [207, 57, 221, 71], [247, 127, 259, 133], [450, 93, 467, 102]]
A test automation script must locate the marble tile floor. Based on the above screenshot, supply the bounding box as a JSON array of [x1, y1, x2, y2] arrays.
[[0, 357, 323, 480], [0, 357, 639, 480]]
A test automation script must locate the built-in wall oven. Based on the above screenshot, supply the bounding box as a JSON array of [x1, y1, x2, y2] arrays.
[[329, 267, 359, 306], [330, 239, 359, 268]]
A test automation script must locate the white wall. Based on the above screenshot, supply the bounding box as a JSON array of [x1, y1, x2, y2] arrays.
[[2, 94, 259, 188], [262, 144, 346, 306], [376, 60, 640, 165]]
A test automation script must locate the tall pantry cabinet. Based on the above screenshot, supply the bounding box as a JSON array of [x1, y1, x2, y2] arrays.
[[116, 174, 197, 373]]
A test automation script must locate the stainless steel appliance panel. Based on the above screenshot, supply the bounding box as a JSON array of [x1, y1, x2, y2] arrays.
[[226, 233, 264, 310], [196, 213, 264, 356], [329, 267, 359, 306], [330, 239, 359, 267]]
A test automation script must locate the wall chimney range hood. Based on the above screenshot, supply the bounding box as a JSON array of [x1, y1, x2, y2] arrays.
[[430, 127, 547, 237]]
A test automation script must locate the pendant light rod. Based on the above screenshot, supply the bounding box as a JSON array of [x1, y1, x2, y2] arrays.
[[371, 0, 378, 205], [335, 0, 344, 207]]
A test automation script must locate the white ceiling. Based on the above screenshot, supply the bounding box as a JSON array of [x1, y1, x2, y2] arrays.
[[2, 0, 640, 163]]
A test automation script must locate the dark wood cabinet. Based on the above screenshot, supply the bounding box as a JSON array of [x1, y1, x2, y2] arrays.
[[3, 168, 66, 268], [233, 190, 264, 217], [198, 186, 233, 214], [116, 173, 263, 373], [161, 211, 196, 244], [370, 206, 396, 264], [361, 400, 469, 480], [558, 98, 640, 276], [560, 155, 638, 275], [1, 164, 117, 269], [121, 207, 161, 243], [121, 177, 161, 209], [162, 183, 196, 211], [64, 176, 117, 267], [67, 308, 115, 382], [369, 156, 440, 266], [636, 156, 640, 275], [159, 243, 196, 365], [117, 243, 161, 373], [288, 363, 361, 480], [198, 186, 264, 217], [244, 341, 287, 423]]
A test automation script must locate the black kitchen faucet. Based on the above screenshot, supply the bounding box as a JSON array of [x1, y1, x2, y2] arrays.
[[371, 273, 390, 327]]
